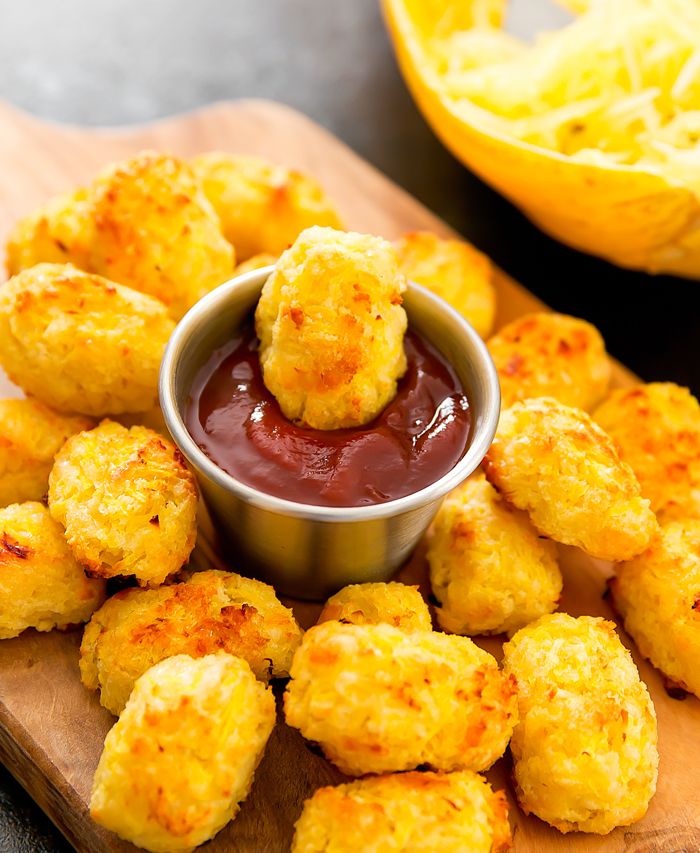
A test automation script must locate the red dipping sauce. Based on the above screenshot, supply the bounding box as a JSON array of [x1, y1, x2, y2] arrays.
[[186, 324, 471, 508]]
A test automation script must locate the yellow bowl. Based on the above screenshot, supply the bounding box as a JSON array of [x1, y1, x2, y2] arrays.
[[382, 0, 700, 279]]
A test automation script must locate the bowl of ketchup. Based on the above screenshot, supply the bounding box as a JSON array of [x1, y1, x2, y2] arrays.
[[160, 266, 500, 599]]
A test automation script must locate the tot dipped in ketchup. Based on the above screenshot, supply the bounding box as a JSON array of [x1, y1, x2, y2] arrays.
[[255, 227, 409, 431], [187, 227, 471, 508]]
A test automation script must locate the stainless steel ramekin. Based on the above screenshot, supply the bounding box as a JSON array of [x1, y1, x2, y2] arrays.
[[160, 267, 500, 600]]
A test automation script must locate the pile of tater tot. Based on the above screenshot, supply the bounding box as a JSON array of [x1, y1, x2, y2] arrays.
[[0, 145, 699, 853]]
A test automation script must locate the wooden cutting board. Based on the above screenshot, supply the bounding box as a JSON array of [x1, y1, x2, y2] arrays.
[[0, 98, 698, 853]]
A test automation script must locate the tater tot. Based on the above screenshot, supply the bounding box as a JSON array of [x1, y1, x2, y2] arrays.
[[394, 231, 496, 338], [610, 520, 700, 698], [192, 152, 342, 260], [292, 770, 512, 853], [487, 312, 611, 411], [0, 502, 106, 639], [88, 152, 234, 319], [484, 398, 658, 561], [428, 475, 561, 636], [90, 653, 275, 853], [284, 622, 517, 776], [0, 264, 175, 416], [48, 420, 197, 588], [503, 614, 658, 834], [317, 582, 432, 631], [593, 383, 700, 521], [80, 569, 302, 715], [234, 252, 278, 276], [5, 152, 234, 320], [6, 188, 94, 276], [0, 398, 93, 507], [255, 227, 408, 430]]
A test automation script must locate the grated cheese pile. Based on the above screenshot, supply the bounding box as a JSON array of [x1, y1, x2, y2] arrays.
[[428, 0, 700, 187]]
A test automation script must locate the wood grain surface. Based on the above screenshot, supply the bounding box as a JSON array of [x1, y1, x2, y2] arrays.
[[0, 98, 697, 853]]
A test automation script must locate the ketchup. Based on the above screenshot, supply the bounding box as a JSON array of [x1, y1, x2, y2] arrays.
[[186, 324, 471, 508]]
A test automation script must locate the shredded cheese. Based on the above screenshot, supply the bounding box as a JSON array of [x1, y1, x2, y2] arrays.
[[430, 0, 700, 187]]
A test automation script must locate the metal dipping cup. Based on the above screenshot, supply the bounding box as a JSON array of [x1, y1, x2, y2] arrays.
[[160, 267, 500, 600]]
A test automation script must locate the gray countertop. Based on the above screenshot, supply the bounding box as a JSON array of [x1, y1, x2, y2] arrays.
[[1, 1, 698, 850]]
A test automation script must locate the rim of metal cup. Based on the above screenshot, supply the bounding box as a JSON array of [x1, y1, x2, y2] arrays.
[[160, 266, 500, 522]]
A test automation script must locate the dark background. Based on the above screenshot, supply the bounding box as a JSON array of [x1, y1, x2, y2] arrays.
[[0, 0, 698, 850]]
